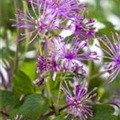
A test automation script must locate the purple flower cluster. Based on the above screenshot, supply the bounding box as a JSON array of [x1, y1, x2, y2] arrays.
[[37, 55, 53, 72], [36, 55, 58, 81], [11, 0, 98, 119], [11, 0, 85, 44], [12, 0, 120, 119], [74, 17, 96, 39], [49, 35, 98, 70], [61, 80, 97, 120], [36, 35, 98, 81]]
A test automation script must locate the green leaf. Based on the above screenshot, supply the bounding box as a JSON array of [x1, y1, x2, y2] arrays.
[[0, 47, 15, 59], [117, 117, 120, 120], [113, 73, 120, 86], [10, 94, 48, 120], [53, 116, 63, 120], [20, 60, 36, 80], [12, 71, 34, 95], [88, 104, 118, 120], [0, 90, 19, 109], [53, 115, 72, 120], [108, 73, 120, 94]]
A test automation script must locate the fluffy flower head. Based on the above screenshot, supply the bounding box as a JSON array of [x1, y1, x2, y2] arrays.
[[49, 35, 98, 70], [11, 0, 83, 44], [61, 80, 97, 120], [96, 33, 120, 83]]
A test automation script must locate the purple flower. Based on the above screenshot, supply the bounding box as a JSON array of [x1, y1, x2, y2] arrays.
[[67, 4, 96, 40], [47, 0, 81, 18], [37, 55, 53, 73], [96, 33, 120, 83], [49, 35, 98, 70], [74, 17, 96, 40], [61, 80, 97, 120], [72, 63, 86, 77], [37, 55, 58, 80], [34, 76, 44, 86], [11, 0, 83, 44]]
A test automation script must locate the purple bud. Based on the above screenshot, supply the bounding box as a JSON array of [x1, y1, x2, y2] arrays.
[[34, 76, 44, 86]]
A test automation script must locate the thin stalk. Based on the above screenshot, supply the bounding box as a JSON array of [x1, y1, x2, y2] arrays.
[[0, 0, 8, 48], [39, 40, 43, 55], [88, 60, 92, 81], [57, 80, 64, 102], [23, 1, 29, 60], [99, 78, 110, 88], [38, 31, 46, 55], [14, 0, 19, 71], [57, 77, 64, 104], [87, 46, 92, 83], [55, 79, 64, 115], [14, 43, 19, 71], [89, 71, 106, 80], [55, 73, 66, 115], [38, 105, 69, 120], [46, 77, 52, 103]]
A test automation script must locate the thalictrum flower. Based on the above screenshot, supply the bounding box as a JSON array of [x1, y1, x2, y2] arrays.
[[11, 0, 83, 44], [34, 76, 44, 86], [68, 4, 95, 40], [37, 55, 58, 80], [37, 55, 53, 73], [47, 0, 81, 18], [72, 63, 86, 78], [96, 33, 120, 83], [61, 80, 97, 120], [74, 16, 95, 40], [49, 35, 98, 70]]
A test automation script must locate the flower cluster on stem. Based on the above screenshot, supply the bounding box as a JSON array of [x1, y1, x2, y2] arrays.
[[11, 0, 120, 119]]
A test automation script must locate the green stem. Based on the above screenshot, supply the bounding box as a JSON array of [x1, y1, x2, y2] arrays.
[[38, 31, 46, 55], [46, 77, 52, 103], [55, 73, 66, 115], [88, 61, 92, 80], [14, 43, 19, 71], [87, 48, 92, 83], [89, 71, 106, 80], [39, 40, 43, 55], [38, 104, 69, 120], [23, 1, 29, 60], [57, 78, 64, 104], [14, 0, 19, 71], [99, 78, 110, 88]]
